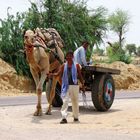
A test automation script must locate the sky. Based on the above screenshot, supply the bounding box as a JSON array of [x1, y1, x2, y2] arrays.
[[0, 0, 140, 47]]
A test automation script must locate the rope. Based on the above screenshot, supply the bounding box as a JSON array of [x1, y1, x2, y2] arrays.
[[34, 45, 63, 65]]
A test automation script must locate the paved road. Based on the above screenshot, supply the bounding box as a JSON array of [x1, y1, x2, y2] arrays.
[[0, 90, 140, 140], [0, 90, 140, 107]]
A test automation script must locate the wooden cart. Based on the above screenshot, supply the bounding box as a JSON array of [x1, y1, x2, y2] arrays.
[[53, 65, 120, 111], [81, 65, 120, 111]]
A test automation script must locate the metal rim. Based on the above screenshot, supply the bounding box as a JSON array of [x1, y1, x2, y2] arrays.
[[104, 79, 113, 104]]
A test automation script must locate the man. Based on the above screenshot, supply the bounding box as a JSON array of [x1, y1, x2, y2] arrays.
[[50, 50, 84, 124], [74, 41, 89, 66]]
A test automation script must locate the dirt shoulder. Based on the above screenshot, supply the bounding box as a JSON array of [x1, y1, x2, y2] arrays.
[[93, 60, 140, 90], [0, 99, 140, 140], [0, 58, 140, 97], [0, 58, 35, 96]]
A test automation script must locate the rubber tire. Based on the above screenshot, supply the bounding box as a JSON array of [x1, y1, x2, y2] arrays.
[[52, 83, 63, 107], [92, 74, 115, 111]]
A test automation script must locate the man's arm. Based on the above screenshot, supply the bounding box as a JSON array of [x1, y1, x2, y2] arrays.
[[80, 47, 87, 66], [76, 64, 85, 92], [76, 64, 84, 85]]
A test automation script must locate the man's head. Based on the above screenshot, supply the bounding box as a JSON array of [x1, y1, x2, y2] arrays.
[[82, 41, 89, 49], [65, 50, 74, 61]]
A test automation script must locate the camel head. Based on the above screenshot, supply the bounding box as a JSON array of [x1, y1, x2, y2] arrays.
[[24, 29, 36, 47]]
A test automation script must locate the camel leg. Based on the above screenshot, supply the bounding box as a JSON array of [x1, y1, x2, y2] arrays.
[[46, 76, 62, 104], [30, 69, 44, 116], [35, 70, 48, 116], [46, 76, 60, 115], [46, 78, 52, 102], [34, 88, 43, 116]]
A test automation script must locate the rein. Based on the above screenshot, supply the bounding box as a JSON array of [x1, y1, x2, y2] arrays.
[[24, 41, 63, 65], [24, 30, 63, 65], [34, 35, 63, 65], [34, 44, 63, 65]]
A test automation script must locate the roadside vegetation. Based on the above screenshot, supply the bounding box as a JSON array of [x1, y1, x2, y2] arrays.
[[0, 0, 139, 78]]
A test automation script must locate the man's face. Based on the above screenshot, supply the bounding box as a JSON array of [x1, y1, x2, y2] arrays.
[[66, 53, 73, 61], [83, 43, 89, 50]]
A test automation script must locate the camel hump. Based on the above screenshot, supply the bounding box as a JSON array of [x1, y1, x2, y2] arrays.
[[46, 28, 61, 38], [35, 27, 64, 48]]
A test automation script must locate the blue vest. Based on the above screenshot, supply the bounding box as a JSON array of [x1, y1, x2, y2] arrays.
[[61, 62, 77, 96]]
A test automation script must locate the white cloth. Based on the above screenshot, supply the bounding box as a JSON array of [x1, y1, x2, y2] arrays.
[[61, 85, 79, 119], [74, 46, 87, 66]]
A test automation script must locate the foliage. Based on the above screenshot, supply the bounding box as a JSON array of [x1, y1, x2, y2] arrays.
[[125, 44, 136, 56], [137, 46, 140, 56], [107, 42, 132, 64], [93, 48, 104, 56], [22, 2, 41, 30], [108, 9, 130, 48], [0, 9, 31, 76], [107, 9, 132, 64], [0, 0, 108, 77], [23, 1, 108, 55]]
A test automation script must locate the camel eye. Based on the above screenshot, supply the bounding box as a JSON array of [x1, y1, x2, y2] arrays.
[[29, 45, 32, 48], [31, 37, 34, 42], [24, 36, 28, 39]]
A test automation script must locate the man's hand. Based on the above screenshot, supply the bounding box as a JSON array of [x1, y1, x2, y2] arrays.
[[46, 73, 53, 79], [81, 84, 85, 92], [47, 72, 58, 79]]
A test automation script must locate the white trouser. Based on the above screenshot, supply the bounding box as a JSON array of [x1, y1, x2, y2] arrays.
[[61, 85, 79, 119]]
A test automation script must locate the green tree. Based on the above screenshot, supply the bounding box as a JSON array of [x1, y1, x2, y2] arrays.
[[108, 9, 130, 49], [22, 2, 42, 30], [0, 8, 30, 76], [0, 0, 108, 76], [22, 0, 108, 58]]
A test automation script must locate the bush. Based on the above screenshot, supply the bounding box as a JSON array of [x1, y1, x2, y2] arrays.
[[108, 52, 132, 64], [107, 42, 132, 64], [93, 48, 104, 56], [137, 46, 140, 56]]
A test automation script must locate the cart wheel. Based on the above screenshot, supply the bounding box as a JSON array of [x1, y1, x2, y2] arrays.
[[52, 83, 63, 107], [92, 74, 115, 111]]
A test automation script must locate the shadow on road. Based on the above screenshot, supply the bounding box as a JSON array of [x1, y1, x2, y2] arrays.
[[69, 105, 122, 115], [30, 107, 61, 124], [28, 105, 122, 124]]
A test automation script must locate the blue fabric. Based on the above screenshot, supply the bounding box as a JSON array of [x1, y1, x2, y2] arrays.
[[61, 62, 77, 97], [74, 46, 87, 66]]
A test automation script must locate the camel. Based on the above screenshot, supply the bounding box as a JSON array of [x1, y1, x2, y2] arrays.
[[24, 28, 64, 116]]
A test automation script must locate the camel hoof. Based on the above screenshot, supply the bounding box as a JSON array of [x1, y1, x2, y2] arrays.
[[33, 109, 43, 116], [45, 111, 52, 115]]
